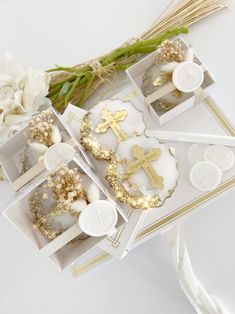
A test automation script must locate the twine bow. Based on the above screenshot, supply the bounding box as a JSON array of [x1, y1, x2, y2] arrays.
[[89, 60, 116, 83]]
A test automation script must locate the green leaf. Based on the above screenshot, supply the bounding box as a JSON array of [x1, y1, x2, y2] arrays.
[[58, 82, 72, 99]]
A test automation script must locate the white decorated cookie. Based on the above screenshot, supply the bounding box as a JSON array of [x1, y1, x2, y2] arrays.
[[111, 135, 179, 207], [89, 99, 145, 148], [188, 143, 209, 164], [204, 145, 234, 172], [44, 143, 75, 171], [78, 200, 118, 237], [190, 161, 221, 191], [172, 61, 204, 93]]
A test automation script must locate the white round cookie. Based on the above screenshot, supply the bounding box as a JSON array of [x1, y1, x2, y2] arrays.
[[204, 145, 234, 172], [78, 200, 118, 237], [116, 135, 179, 203], [89, 99, 145, 148], [190, 161, 222, 191], [172, 61, 204, 93], [43, 143, 75, 171], [188, 143, 209, 164]]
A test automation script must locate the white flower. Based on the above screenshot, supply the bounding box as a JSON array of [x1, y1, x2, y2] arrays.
[[0, 52, 51, 143], [51, 125, 62, 144]]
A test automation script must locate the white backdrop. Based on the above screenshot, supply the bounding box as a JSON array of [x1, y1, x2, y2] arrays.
[[0, 1, 235, 313]]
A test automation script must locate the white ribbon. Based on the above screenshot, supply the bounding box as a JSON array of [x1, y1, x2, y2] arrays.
[[164, 225, 230, 314]]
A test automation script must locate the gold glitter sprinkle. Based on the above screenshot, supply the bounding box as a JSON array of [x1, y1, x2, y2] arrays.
[[153, 76, 165, 87], [80, 114, 164, 210], [171, 89, 182, 98], [80, 113, 114, 161], [105, 156, 161, 210], [30, 165, 89, 243], [153, 72, 172, 88]]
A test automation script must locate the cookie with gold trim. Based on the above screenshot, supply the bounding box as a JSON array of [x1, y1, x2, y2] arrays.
[[105, 135, 179, 209], [80, 99, 145, 160]]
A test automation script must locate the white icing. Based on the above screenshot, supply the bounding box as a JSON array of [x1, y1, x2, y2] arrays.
[[190, 161, 221, 191], [204, 145, 234, 172], [116, 135, 179, 200], [89, 99, 145, 148]]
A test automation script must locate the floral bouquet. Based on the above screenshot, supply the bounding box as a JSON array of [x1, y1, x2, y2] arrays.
[[0, 53, 50, 142]]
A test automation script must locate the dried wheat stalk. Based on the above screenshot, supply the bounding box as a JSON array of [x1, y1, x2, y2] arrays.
[[48, 0, 230, 112]]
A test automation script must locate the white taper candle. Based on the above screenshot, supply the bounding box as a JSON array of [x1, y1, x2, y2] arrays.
[[145, 130, 235, 147]]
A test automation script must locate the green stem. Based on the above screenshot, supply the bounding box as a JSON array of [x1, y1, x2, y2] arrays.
[[47, 66, 76, 73], [101, 27, 188, 65], [132, 45, 158, 54], [78, 72, 93, 105], [49, 75, 77, 88], [55, 72, 91, 110], [50, 92, 59, 102], [53, 99, 64, 111], [64, 75, 82, 106], [114, 62, 136, 71], [47, 64, 92, 73]]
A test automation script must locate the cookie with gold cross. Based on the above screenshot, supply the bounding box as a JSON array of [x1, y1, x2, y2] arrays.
[[87, 99, 145, 148], [105, 135, 179, 209]]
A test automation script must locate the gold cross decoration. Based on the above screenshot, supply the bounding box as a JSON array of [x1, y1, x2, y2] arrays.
[[95, 109, 128, 142], [124, 145, 164, 190]]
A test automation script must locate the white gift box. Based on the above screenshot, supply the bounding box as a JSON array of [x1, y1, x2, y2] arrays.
[[0, 107, 81, 191], [69, 90, 235, 279], [2, 156, 127, 271], [126, 37, 216, 125]]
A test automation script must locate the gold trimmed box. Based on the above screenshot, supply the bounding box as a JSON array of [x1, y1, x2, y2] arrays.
[[70, 93, 235, 279], [0, 108, 79, 191], [126, 37, 216, 125], [2, 157, 127, 271]]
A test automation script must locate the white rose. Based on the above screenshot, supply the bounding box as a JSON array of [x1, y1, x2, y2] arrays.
[[0, 52, 51, 143]]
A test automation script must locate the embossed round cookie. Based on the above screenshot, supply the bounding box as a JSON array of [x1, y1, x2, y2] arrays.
[[106, 135, 179, 209], [190, 161, 221, 191], [87, 99, 145, 148], [204, 145, 234, 172], [172, 61, 204, 93], [78, 200, 118, 237]]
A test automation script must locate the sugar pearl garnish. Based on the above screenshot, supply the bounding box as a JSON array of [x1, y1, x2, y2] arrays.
[[156, 40, 184, 64]]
